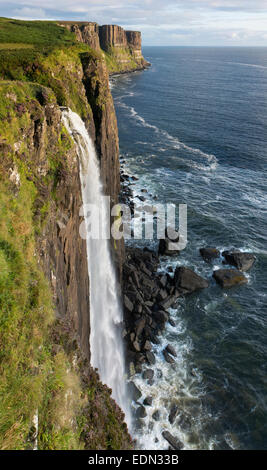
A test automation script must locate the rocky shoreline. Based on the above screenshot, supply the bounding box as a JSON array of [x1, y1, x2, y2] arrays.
[[119, 156, 256, 449]]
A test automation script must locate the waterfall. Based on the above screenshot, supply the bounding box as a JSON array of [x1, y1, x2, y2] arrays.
[[61, 108, 130, 425]]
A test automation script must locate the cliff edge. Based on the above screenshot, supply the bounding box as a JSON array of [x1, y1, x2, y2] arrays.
[[59, 21, 150, 73]]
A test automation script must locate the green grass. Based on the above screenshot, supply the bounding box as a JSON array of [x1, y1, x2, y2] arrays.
[[0, 43, 34, 50], [0, 18, 75, 48]]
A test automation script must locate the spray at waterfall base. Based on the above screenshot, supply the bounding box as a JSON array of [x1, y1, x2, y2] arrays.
[[79, 199, 187, 249]]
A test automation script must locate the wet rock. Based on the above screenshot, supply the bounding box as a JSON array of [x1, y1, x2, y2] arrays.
[[213, 269, 248, 288], [157, 289, 168, 301], [168, 318, 176, 327], [143, 340, 152, 352], [200, 247, 220, 262], [159, 275, 168, 288], [133, 339, 141, 352], [162, 431, 183, 450], [137, 195, 146, 202], [159, 294, 180, 310], [128, 381, 142, 402], [163, 350, 175, 364], [143, 369, 154, 381], [222, 251, 255, 272], [136, 405, 147, 419], [152, 410, 161, 421], [143, 396, 153, 406], [153, 310, 169, 324], [174, 266, 209, 293], [135, 363, 142, 374], [146, 351, 156, 365], [124, 295, 134, 312], [135, 317, 146, 337], [165, 344, 177, 357], [169, 404, 179, 424]]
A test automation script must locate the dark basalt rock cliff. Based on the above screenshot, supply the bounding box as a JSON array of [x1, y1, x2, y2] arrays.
[[59, 21, 149, 73], [99, 24, 128, 49]]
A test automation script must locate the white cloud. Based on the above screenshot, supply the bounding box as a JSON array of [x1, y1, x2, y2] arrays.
[[1, 0, 267, 45], [12, 7, 47, 19]]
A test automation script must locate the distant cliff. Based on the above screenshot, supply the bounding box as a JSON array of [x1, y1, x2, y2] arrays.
[[59, 21, 150, 73]]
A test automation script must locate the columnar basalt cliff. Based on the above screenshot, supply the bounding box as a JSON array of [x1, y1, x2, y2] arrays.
[[59, 21, 150, 73], [0, 17, 131, 449], [99, 24, 128, 49]]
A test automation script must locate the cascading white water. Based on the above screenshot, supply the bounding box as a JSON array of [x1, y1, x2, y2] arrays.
[[62, 108, 130, 425]]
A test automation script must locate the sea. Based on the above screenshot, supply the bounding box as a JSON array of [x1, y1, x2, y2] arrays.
[[110, 47, 267, 450]]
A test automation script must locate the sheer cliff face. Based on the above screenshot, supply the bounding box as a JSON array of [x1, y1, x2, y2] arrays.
[[99, 25, 128, 49], [59, 22, 100, 50], [126, 31, 143, 61], [0, 47, 122, 360], [59, 22, 149, 73], [99, 25, 146, 67]]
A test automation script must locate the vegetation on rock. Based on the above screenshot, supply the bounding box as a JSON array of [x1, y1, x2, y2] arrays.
[[0, 17, 132, 450]]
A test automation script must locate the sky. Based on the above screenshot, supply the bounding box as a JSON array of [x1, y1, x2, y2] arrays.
[[1, 0, 267, 46]]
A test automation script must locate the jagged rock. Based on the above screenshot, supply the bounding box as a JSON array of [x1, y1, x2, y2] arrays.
[[133, 340, 141, 352], [128, 381, 142, 402], [174, 266, 209, 293], [152, 410, 160, 421], [169, 404, 179, 424], [159, 293, 180, 310], [165, 344, 177, 357], [213, 269, 248, 288], [159, 275, 168, 288], [157, 289, 168, 301], [163, 350, 175, 364], [200, 247, 220, 262], [153, 310, 169, 324], [143, 396, 153, 406], [136, 405, 147, 419], [146, 351, 156, 365], [222, 251, 255, 272], [162, 431, 183, 450], [124, 295, 134, 312], [143, 340, 152, 352], [135, 317, 146, 337]]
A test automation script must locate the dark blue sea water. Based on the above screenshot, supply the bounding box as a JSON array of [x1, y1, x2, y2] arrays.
[[111, 47, 267, 450]]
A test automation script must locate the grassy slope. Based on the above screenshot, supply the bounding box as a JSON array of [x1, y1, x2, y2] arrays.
[[0, 19, 132, 450], [0, 81, 83, 449]]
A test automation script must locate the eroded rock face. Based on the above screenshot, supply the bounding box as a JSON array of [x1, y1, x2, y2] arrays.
[[59, 22, 100, 50], [60, 21, 149, 72], [99, 25, 128, 49], [80, 52, 124, 275], [213, 269, 248, 288]]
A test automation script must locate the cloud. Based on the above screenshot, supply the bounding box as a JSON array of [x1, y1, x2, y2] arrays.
[[1, 0, 267, 45], [12, 7, 47, 19]]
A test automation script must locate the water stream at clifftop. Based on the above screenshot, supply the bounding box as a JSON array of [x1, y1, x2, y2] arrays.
[[62, 108, 131, 426]]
